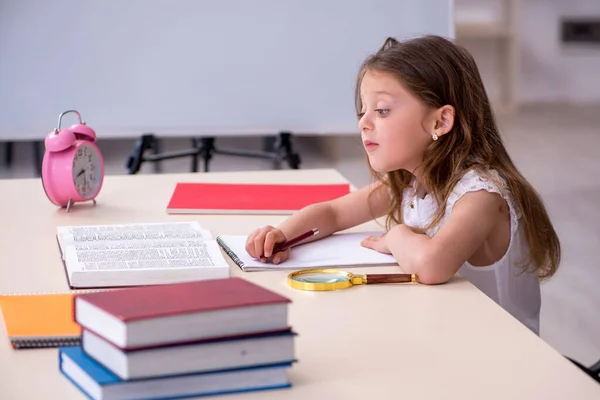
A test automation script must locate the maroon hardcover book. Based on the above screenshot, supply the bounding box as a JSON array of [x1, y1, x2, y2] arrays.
[[74, 277, 290, 322], [73, 278, 292, 349]]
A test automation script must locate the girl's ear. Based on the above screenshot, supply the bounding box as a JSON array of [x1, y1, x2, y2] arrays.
[[432, 105, 455, 138]]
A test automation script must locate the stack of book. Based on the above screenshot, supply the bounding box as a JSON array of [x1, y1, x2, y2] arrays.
[[59, 277, 296, 400]]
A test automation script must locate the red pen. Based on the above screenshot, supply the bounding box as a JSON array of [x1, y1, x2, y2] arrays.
[[272, 228, 319, 254]]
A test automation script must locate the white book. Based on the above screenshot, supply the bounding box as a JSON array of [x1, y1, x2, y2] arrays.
[[81, 329, 296, 380], [57, 222, 230, 288], [216, 231, 398, 272]]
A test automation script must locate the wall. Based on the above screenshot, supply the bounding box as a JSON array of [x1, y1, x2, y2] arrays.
[[457, 0, 600, 104], [0, 0, 452, 141]]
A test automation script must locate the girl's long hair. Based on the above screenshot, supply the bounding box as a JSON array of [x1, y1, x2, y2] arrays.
[[356, 35, 560, 279]]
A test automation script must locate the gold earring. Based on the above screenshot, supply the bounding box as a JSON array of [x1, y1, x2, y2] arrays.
[[432, 134, 439, 141]]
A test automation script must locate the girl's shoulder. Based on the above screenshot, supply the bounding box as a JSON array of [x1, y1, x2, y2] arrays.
[[448, 167, 521, 219], [453, 167, 507, 197], [420, 167, 522, 237]]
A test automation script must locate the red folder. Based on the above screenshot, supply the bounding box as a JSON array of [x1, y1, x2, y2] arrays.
[[166, 182, 351, 214]]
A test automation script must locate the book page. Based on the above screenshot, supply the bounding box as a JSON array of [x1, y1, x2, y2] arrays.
[[57, 222, 227, 273], [57, 221, 213, 245], [217, 231, 398, 271]]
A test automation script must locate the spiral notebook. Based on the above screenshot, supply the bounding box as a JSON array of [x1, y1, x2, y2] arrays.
[[0, 293, 82, 349], [216, 232, 398, 272]]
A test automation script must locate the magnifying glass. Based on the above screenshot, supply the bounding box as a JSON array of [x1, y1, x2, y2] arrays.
[[287, 268, 417, 291]]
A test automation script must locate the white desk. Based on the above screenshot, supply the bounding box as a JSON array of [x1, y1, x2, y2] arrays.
[[1, 168, 598, 399]]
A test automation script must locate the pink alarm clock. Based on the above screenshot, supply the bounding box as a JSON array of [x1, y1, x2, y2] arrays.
[[41, 110, 105, 212]]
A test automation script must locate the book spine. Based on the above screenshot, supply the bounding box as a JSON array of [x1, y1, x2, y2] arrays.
[[216, 236, 245, 270], [11, 337, 81, 349]]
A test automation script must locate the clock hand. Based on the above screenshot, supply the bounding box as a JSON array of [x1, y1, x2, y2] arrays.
[[77, 169, 85, 178]]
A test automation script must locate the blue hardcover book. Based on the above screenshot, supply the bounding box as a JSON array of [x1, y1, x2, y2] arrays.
[[59, 346, 292, 400]]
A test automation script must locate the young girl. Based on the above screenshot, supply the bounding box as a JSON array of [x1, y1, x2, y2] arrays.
[[245, 35, 561, 335]]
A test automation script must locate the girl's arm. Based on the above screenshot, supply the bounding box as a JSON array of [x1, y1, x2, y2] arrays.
[[246, 181, 391, 262], [278, 180, 390, 242], [383, 190, 505, 284]]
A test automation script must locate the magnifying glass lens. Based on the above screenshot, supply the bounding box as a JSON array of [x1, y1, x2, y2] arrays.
[[291, 271, 350, 284]]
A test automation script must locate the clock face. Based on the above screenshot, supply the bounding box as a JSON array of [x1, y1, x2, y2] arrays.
[[72, 143, 103, 199]]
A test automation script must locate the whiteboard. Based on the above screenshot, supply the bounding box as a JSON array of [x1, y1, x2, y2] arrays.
[[0, 0, 453, 140]]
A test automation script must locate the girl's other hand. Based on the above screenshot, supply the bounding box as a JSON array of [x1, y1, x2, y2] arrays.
[[360, 233, 392, 254]]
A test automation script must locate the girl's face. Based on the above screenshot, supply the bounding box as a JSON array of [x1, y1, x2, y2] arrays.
[[358, 70, 433, 174]]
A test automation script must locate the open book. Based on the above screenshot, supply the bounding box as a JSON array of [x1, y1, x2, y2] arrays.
[[216, 231, 398, 272], [57, 222, 230, 288]]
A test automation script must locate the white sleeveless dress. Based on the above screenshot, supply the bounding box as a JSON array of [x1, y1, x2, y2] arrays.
[[400, 169, 541, 334]]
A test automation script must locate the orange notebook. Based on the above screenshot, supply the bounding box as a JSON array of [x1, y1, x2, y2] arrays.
[[0, 293, 81, 349]]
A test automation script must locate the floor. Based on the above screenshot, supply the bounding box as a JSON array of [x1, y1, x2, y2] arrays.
[[1, 103, 599, 367]]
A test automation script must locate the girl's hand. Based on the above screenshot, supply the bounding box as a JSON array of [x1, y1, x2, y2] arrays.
[[245, 225, 291, 264], [360, 233, 392, 254]]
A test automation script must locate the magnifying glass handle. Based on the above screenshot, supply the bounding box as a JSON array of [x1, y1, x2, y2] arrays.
[[365, 273, 417, 284]]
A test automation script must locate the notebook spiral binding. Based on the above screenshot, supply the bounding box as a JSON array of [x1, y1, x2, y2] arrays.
[[216, 236, 245, 269], [0, 289, 108, 296], [11, 336, 81, 349]]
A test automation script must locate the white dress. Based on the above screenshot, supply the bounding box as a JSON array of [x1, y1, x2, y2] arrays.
[[401, 169, 541, 334]]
